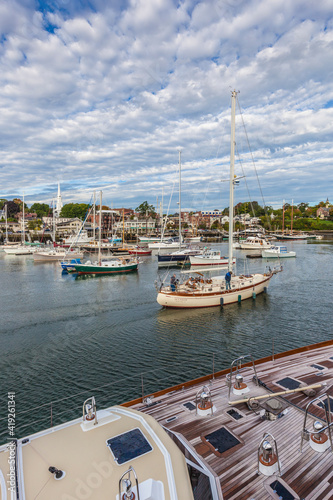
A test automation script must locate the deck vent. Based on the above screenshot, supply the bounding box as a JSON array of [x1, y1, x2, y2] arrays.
[[107, 428, 152, 465], [165, 416, 177, 423], [311, 364, 325, 370], [260, 398, 289, 421], [183, 401, 196, 411], [203, 427, 241, 455], [227, 408, 243, 421], [276, 377, 300, 390]]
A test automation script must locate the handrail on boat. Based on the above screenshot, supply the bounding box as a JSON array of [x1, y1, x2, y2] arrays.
[[300, 393, 333, 453], [257, 432, 281, 476], [227, 355, 259, 400]]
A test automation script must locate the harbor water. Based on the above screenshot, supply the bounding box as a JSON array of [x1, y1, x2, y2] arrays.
[[0, 241, 332, 438]]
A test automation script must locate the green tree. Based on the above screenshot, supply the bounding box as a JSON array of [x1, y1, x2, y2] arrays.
[[60, 203, 90, 219], [135, 201, 156, 217], [30, 203, 50, 218], [297, 202, 309, 214], [5, 201, 20, 218], [27, 220, 42, 230], [0, 199, 8, 209]]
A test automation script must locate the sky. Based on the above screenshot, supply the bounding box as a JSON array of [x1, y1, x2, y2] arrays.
[[0, 0, 332, 212]]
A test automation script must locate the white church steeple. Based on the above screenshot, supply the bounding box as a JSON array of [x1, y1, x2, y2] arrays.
[[55, 182, 63, 217]]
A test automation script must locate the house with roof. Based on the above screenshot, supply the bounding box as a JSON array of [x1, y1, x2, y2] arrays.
[[316, 207, 330, 219]]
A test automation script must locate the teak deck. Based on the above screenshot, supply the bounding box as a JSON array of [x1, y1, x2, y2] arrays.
[[130, 341, 333, 500]]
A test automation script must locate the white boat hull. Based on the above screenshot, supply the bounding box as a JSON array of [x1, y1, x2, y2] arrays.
[[149, 242, 186, 250], [157, 273, 272, 308], [189, 256, 235, 266], [239, 242, 272, 249], [4, 246, 33, 255], [262, 250, 296, 258], [185, 236, 201, 242], [33, 250, 83, 261]]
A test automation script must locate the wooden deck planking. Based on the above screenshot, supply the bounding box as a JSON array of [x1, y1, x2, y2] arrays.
[[132, 342, 333, 499]]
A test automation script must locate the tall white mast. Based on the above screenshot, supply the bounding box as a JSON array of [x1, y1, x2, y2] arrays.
[[178, 150, 181, 250], [5, 204, 8, 242], [291, 199, 293, 235], [52, 198, 56, 245], [98, 191, 102, 265], [22, 192, 25, 246], [228, 91, 237, 272], [93, 191, 96, 241]]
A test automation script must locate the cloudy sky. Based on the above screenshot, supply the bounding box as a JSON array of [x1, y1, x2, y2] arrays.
[[0, 0, 332, 211]]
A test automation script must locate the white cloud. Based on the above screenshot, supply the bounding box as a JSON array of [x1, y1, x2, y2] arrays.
[[0, 0, 332, 209]]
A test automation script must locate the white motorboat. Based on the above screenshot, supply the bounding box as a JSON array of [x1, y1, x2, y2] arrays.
[[82, 240, 116, 252], [4, 245, 34, 255], [149, 237, 187, 250], [156, 91, 281, 308], [157, 247, 203, 267], [138, 235, 162, 243], [184, 235, 202, 243], [189, 249, 235, 267], [262, 245, 296, 258], [63, 229, 93, 246], [235, 236, 272, 250], [33, 248, 83, 261]]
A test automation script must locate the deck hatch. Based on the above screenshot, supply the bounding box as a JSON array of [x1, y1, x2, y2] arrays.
[[106, 428, 152, 465], [311, 364, 325, 370], [317, 396, 333, 412], [204, 427, 240, 454], [276, 377, 300, 390], [226, 408, 243, 420], [269, 479, 296, 499], [183, 401, 196, 411]]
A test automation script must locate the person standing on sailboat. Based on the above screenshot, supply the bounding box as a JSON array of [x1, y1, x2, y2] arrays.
[[225, 271, 232, 290]]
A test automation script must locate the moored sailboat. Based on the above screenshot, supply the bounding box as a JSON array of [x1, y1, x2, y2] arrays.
[[156, 91, 281, 308], [73, 191, 138, 275]]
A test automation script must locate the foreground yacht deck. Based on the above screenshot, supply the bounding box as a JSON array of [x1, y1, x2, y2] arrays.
[[0, 406, 193, 499], [0, 340, 332, 499], [128, 340, 333, 499]]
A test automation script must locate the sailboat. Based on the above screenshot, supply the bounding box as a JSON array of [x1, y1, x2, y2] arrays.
[[157, 152, 201, 267], [156, 90, 281, 308], [4, 194, 34, 255], [275, 201, 311, 240], [34, 199, 83, 261], [73, 191, 139, 275]]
